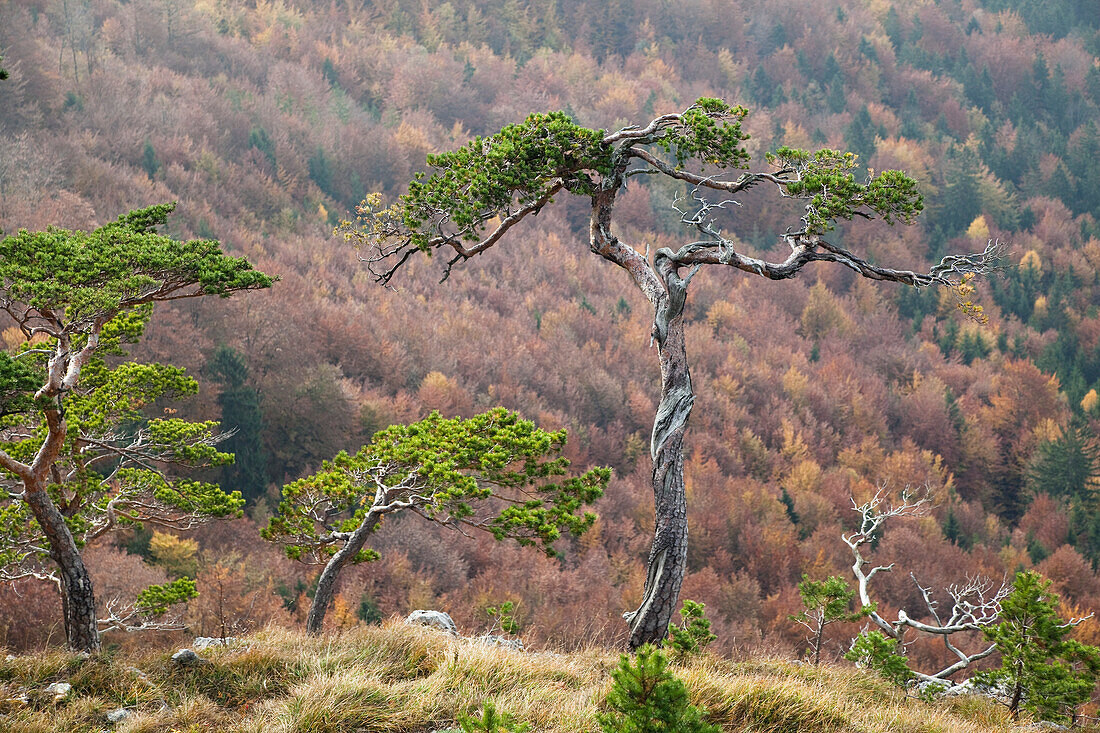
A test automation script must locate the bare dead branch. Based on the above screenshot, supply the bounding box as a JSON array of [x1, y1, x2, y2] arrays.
[[841, 486, 1009, 685], [97, 596, 190, 635]]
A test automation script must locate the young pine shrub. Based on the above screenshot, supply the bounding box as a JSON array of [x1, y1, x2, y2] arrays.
[[666, 600, 717, 662], [597, 645, 719, 733], [790, 575, 869, 666], [455, 700, 531, 733], [972, 570, 1100, 723], [844, 630, 914, 687]]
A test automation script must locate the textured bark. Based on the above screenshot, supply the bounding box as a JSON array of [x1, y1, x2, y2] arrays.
[[23, 480, 100, 652], [1009, 660, 1024, 720], [305, 515, 376, 634], [589, 174, 696, 650], [624, 252, 695, 650]]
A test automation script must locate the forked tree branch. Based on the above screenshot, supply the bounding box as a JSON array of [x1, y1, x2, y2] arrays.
[[842, 486, 1009, 685], [671, 190, 1004, 288], [97, 596, 190, 635]]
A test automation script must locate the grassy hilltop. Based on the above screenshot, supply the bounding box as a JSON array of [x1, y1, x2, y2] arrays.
[[0, 622, 1041, 733]]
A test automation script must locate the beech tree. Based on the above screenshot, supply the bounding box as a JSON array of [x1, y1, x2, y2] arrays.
[[262, 408, 609, 633], [0, 204, 272, 652], [340, 98, 999, 649]]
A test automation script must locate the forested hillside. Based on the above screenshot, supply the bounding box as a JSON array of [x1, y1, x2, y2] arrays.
[[2, 0, 1100, 680]]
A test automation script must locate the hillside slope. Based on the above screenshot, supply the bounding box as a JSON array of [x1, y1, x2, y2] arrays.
[[0, 623, 1025, 733], [2, 0, 1100, 681]]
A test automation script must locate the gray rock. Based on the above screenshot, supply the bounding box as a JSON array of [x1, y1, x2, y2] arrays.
[[405, 610, 458, 635], [44, 682, 72, 701], [170, 648, 206, 666], [475, 635, 524, 651], [106, 708, 131, 724], [193, 636, 237, 650]]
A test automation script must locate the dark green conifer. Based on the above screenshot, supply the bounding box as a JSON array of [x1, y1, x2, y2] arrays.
[[208, 345, 268, 504], [974, 571, 1100, 722], [598, 645, 719, 733]]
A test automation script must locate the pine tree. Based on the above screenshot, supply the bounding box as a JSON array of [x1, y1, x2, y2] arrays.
[[790, 575, 870, 665], [973, 571, 1100, 722], [1028, 420, 1100, 504], [457, 701, 530, 733], [263, 408, 608, 633], [141, 140, 161, 179], [942, 508, 963, 547], [598, 645, 719, 733], [666, 600, 716, 661], [208, 346, 268, 504], [845, 630, 914, 687], [0, 204, 271, 651]]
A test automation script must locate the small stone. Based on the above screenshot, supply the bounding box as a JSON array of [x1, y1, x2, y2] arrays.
[[44, 681, 72, 701], [106, 708, 131, 724], [475, 634, 524, 651], [193, 636, 237, 650], [171, 648, 206, 666], [126, 666, 148, 680], [405, 610, 458, 635]]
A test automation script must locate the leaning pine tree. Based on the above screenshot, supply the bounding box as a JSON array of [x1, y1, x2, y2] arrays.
[[340, 98, 1000, 649], [262, 408, 609, 634], [0, 204, 272, 652]]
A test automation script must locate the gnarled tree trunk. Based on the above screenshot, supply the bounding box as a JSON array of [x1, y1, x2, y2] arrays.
[[624, 254, 696, 650], [306, 514, 377, 634], [590, 177, 698, 650], [23, 481, 100, 653]]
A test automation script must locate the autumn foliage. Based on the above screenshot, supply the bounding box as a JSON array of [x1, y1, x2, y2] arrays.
[[0, 0, 1099, 684]]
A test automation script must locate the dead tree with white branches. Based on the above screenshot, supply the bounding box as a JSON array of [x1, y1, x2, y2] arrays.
[[843, 487, 1010, 685]]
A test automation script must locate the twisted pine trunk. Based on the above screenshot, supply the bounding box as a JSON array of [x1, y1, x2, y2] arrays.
[[589, 175, 698, 650], [625, 257, 695, 650], [23, 480, 100, 653], [306, 513, 378, 634]]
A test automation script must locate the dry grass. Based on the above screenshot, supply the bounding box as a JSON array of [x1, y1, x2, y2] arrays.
[[0, 622, 1082, 732]]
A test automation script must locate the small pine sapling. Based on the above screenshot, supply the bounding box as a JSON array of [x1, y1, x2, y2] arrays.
[[972, 570, 1100, 723], [598, 644, 719, 733], [791, 574, 870, 665], [667, 599, 716, 661], [485, 600, 520, 636], [456, 701, 530, 733], [845, 630, 914, 687]]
